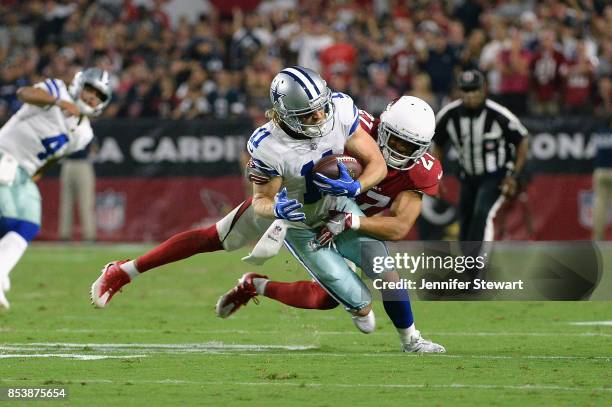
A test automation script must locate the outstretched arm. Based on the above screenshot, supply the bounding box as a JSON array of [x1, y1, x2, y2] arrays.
[[17, 86, 80, 116]]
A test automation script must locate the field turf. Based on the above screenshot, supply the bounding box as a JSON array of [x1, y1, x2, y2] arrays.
[[0, 243, 611, 406]]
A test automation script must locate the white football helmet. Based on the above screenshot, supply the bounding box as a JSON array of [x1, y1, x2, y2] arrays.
[[378, 96, 435, 170], [68, 67, 112, 116]]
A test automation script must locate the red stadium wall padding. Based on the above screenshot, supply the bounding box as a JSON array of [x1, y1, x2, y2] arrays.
[[438, 174, 603, 241], [37, 176, 248, 242], [35, 174, 605, 242]]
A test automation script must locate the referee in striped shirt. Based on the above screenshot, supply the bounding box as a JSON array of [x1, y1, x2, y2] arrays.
[[433, 70, 529, 248]]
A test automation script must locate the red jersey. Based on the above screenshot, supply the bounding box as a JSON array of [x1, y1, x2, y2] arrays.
[[354, 110, 443, 216]]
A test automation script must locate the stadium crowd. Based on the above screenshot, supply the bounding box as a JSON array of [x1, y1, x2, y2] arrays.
[[0, 0, 610, 121]]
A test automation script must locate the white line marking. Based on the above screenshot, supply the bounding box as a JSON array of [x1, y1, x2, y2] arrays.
[[0, 354, 146, 360], [22, 342, 317, 351], [1, 343, 609, 361], [0, 343, 317, 355], [1, 378, 610, 393], [568, 321, 612, 326], [3, 328, 611, 337]]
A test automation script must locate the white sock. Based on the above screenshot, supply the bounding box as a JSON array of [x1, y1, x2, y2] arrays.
[[396, 324, 417, 343], [0, 232, 28, 282], [252, 277, 269, 295], [119, 260, 140, 281]]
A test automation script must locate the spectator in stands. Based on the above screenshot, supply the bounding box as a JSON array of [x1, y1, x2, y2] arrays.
[[206, 69, 246, 118], [460, 28, 486, 71], [479, 18, 507, 101], [497, 29, 532, 116], [172, 65, 211, 119], [319, 24, 357, 84], [530, 29, 565, 116], [410, 72, 437, 112], [560, 39, 597, 114], [360, 65, 399, 116], [289, 17, 332, 72], [417, 22, 459, 108]]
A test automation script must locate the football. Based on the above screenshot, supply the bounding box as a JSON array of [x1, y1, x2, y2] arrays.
[[312, 154, 363, 180]]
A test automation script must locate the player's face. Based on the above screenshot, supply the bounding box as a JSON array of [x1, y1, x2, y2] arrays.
[[461, 89, 485, 109], [298, 108, 326, 126], [388, 135, 418, 156], [81, 85, 107, 109]]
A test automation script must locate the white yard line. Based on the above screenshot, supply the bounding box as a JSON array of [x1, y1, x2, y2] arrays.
[[0, 354, 146, 360], [0, 378, 610, 393], [568, 321, 612, 326], [1, 343, 610, 361], [13, 342, 317, 351]]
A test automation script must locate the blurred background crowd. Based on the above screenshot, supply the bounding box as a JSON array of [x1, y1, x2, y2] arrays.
[[0, 0, 610, 122]]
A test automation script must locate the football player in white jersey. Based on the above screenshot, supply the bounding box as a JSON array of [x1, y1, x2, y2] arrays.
[[93, 66, 385, 321], [0, 68, 112, 309], [91, 68, 444, 352]]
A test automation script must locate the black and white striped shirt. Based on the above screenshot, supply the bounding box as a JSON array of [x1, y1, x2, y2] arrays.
[[434, 99, 528, 177]]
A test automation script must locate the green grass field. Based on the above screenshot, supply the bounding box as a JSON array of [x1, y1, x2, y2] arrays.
[[1, 244, 611, 406]]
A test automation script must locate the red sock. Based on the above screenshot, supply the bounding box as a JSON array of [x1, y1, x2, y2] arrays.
[[264, 281, 339, 310], [135, 225, 223, 272]]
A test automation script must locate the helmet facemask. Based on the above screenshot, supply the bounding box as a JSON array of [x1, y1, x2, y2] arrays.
[[378, 120, 430, 170]]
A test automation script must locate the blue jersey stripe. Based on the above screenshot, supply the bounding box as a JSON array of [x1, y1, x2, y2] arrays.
[[291, 66, 320, 95], [251, 158, 279, 176], [281, 70, 313, 99], [349, 104, 360, 134], [43, 81, 55, 97], [49, 79, 60, 98]]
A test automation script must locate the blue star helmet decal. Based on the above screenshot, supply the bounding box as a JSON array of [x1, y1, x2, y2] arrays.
[[272, 83, 285, 103]]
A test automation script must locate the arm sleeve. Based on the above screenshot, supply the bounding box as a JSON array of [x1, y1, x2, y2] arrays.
[[34, 78, 69, 100], [332, 92, 360, 138], [246, 126, 282, 177]]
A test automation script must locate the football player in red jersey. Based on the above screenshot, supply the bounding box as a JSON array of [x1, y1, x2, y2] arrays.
[[218, 96, 443, 317]]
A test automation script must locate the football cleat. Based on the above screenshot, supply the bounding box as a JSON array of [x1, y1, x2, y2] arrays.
[[401, 330, 446, 353], [90, 260, 131, 308], [351, 309, 376, 334], [215, 272, 268, 318]]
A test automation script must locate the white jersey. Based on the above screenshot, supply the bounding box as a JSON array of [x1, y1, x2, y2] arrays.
[[0, 78, 94, 176], [248, 92, 360, 227]]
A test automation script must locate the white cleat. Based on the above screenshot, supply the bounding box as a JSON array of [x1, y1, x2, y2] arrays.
[[402, 330, 446, 353], [0, 289, 9, 310], [351, 309, 376, 334], [90, 261, 131, 308]]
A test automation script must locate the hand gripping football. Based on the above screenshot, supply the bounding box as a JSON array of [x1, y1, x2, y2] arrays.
[[312, 154, 363, 180]]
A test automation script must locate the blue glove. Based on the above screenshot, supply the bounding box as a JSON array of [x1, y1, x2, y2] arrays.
[[313, 162, 362, 197], [274, 187, 306, 222]]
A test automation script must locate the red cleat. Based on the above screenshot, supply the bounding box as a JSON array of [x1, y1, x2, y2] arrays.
[[215, 272, 268, 318], [90, 260, 131, 308]]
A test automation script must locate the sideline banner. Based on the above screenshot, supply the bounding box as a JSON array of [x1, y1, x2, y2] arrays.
[[32, 116, 609, 241]]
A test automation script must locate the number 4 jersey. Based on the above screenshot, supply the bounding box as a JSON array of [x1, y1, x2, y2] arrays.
[[355, 110, 443, 216], [0, 78, 94, 176]]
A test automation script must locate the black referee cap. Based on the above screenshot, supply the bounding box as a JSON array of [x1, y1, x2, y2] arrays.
[[458, 70, 485, 91]]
